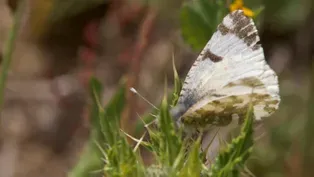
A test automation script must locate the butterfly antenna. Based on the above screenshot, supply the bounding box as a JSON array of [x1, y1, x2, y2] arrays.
[[130, 87, 159, 110], [136, 112, 157, 129], [149, 113, 158, 118]]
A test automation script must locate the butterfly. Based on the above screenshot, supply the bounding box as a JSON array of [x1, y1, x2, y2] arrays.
[[171, 10, 280, 131]]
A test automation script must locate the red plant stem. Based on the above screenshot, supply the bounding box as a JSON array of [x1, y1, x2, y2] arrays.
[[121, 9, 157, 139]]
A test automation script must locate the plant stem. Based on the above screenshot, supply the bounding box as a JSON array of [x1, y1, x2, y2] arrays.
[[0, 0, 25, 114]]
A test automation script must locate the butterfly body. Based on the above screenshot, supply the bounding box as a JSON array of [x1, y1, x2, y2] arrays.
[[171, 10, 280, 131]]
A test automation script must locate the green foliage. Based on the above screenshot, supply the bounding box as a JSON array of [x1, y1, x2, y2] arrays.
[[156, 96, 183, 166], [178, 139, 203, 177], [180, 0, 266, 51], [90, 78, 145, 177], [210, 105, 254, 177], [171, 57, 182, 107], [69, 75, 255, 177], [0, 0, 25, 113], [68, 77, 129, 177], [180, 0, 228, 51], [135, 57, 182, 137]]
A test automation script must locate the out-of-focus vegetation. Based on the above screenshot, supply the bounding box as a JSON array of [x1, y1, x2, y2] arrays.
[[0, 0, 313, 177], [68, 67, 255, 177]]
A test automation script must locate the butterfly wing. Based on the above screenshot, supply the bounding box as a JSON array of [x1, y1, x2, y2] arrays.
[[172, 10, 280, 126]]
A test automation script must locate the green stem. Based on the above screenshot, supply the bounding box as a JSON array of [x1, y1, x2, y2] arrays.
[[0, 0, 25, 113]]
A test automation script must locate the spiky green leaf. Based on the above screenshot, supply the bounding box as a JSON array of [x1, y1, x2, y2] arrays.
[[210, 105, 254, 177], [171, 57, 182, 107], [178, 139, 202, 177]]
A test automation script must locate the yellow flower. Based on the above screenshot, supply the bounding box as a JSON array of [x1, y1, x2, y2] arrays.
[[229, 0, 254, 17]]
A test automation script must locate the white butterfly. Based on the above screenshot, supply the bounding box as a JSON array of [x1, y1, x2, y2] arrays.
[[171, 10, 280, 130], [170, 9, 280, 165]]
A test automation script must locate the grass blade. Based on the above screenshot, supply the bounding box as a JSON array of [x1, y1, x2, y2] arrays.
[[0, 0, 25, 113]]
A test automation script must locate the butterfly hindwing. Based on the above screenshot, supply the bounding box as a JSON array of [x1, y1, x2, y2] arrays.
[[172, 10, 280, 127]]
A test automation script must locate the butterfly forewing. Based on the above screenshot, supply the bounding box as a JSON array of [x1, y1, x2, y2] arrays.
[[173, 10, 280, 127]]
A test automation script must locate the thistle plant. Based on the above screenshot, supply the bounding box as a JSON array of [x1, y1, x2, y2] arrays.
[[67, 61, 255, 177]]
